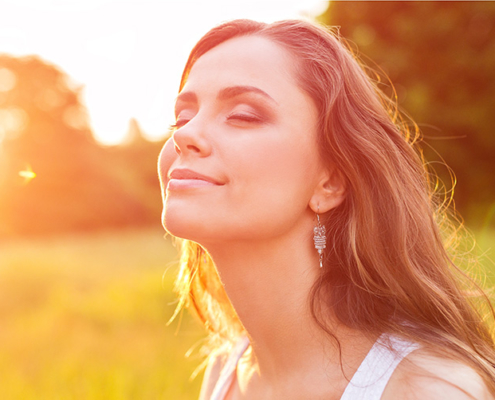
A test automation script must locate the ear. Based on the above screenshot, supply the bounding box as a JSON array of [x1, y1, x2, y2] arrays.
[[309, 166, 346, 214]]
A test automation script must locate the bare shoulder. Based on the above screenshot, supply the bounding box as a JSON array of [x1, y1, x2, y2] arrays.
[[198, 350, 228, 400], [382, 348, 494, 400]]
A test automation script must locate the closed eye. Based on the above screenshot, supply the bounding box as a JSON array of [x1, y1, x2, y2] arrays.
[[227, 113, 264, 124]]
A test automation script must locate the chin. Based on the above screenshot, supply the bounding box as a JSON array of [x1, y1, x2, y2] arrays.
[[162, 210, 240, 248], [161, 204, 207, 242], [162, 207, 188, 239]]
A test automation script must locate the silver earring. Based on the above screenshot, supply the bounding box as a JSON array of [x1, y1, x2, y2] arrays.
[[313, 210, 326, 268]]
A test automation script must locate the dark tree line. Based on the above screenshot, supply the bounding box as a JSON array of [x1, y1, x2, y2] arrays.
[[0, 55, 164, 237], [320, 1, 495, 226], [1, 2, 494, 237]]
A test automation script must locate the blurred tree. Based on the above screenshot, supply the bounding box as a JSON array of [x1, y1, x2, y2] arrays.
[[106, 118, 165, 230], [0, 55, 163, 237], [319, 2, 495, 226]]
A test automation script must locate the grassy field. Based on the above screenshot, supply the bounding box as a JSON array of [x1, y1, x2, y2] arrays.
[[0, 229, 206, 400], [0, 227, 493, 399], [476, 228, 495, 288]]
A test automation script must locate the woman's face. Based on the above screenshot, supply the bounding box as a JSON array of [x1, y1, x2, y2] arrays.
[[158, 35, 325, 245]]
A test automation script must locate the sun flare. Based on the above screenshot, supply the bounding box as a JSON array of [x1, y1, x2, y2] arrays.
[[0, 0, 328, 145], [18, 165, 36, 183]]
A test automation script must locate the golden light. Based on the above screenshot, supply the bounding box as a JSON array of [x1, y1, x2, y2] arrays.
[[0, 67, 17, 92], [18, 165, 36, 183], [0, 0, 328, 145]]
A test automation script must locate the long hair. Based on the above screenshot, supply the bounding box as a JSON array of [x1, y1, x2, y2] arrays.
[[169, 19, 495, 390]]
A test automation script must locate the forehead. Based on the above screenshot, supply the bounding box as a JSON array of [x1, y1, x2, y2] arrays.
[[183, 35, 303, 102]]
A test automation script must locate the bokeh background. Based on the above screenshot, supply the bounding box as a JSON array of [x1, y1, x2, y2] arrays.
[[0, 1, 494, 399]]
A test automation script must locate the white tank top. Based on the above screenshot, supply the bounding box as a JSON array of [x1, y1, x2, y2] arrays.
[[209, 334, 419, 400]]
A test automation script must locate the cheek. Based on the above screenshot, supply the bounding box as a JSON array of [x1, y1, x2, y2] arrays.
[[158, 137, 177, 190], [228, 137, 320, 228], [247, 136, 319, 193]]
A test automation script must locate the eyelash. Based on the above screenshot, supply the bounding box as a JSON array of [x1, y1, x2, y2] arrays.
[[226, 112, 263, 124], [170, 112, 263, 130]]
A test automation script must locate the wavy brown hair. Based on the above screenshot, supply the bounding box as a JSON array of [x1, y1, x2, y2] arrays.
[[167, 19, 495, 391]]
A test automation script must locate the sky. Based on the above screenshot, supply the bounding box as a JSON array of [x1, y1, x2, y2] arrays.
[[0, 0, 328, 145]]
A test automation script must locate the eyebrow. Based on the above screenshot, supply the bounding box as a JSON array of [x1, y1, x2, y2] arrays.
[[217, 85, 278, 105], [175, 85, 279, 108]]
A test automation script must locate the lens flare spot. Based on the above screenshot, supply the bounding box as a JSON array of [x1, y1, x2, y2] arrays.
[[35, 88, 65, 112], [0, 107, 29, 140], [0, 68, 17, 92], [63, 105, 89, 130], [19, 165, 36, 183]]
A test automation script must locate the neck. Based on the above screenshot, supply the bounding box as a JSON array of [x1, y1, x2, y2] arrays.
[[203, 222, 374, 389]]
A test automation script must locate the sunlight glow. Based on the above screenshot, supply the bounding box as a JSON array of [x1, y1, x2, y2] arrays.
[[18, 164, 36, 183], [0, 0, 328, 145], [0, 67, 17, 92], [0, 107, 29, 141]]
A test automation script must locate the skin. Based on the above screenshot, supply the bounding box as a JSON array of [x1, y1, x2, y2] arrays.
[[159, 36, 342, 247], [158, 35, 493, 400]]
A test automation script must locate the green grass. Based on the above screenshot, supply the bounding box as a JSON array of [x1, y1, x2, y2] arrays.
[[0, 227, 494, 399], [477, 228, 495, 287], [0, 229, 206, 400]]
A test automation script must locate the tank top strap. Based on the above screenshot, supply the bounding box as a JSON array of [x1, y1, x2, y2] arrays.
[[210, 336, 250, 400], [340, 334, 420, 400], [209, 334, 418, 400]]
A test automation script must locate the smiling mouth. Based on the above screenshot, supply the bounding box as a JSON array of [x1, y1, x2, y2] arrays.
[[167, 178, 218, 190], [167, 168, 224, 190]]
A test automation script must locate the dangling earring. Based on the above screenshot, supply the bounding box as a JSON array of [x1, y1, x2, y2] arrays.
[[313, 208, 326, 268]]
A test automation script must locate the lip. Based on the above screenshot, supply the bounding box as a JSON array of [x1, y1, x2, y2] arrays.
[[167, 168, 223, 190]]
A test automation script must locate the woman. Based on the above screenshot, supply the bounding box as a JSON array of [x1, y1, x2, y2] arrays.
[[158, 19, 495, 399]]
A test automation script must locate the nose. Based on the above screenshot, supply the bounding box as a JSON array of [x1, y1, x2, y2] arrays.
[[172, 118, 212, 157]]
